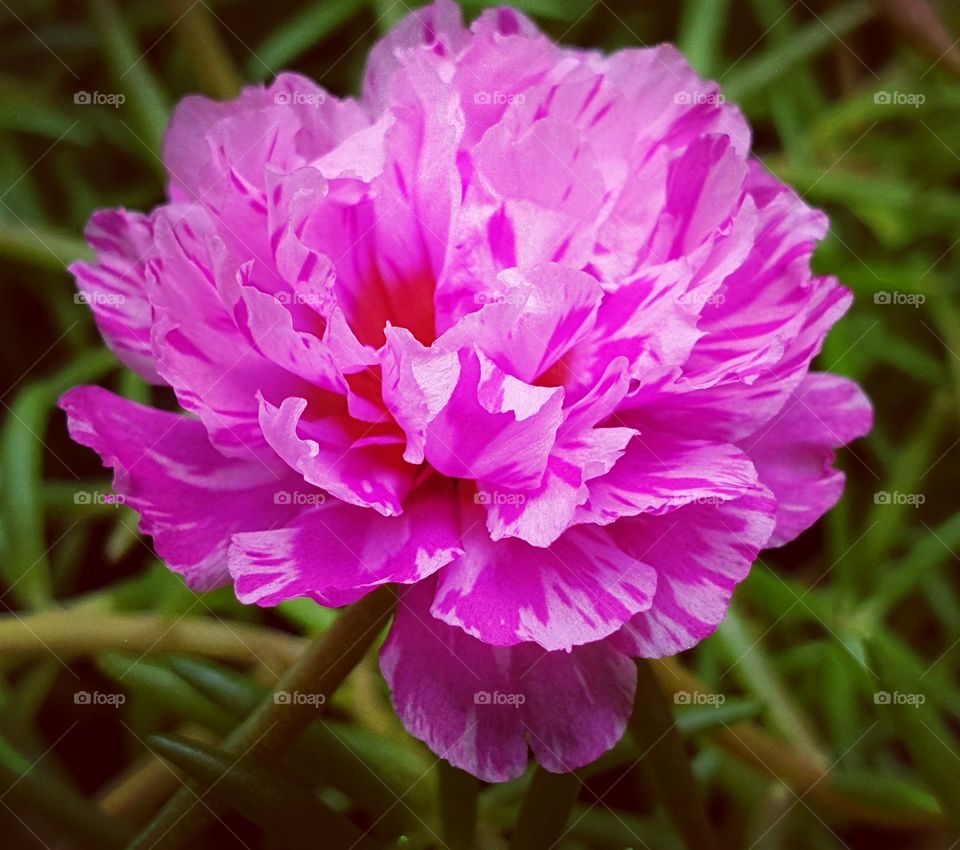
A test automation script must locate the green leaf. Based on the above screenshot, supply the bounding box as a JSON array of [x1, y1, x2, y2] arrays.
[[90, 0, 169, 170], [629, 660, 718, 850], [97, 653, 234, 733], [829, 771, 942, 821], [149, 734, 377, 849], [715, 608, 825, 759], [0, 348, 114, 608], [170, 656, 424, 834], [723, 0, 874, 102], [0, 733, 132, 847], [249, 0, 368, 79], [870, 634, 960, 825], [676, 697, 764, 736], [678, 0, 730, 77]]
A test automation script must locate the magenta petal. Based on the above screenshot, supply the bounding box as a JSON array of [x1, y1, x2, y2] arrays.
[[422, 347, 564, 491], [229, 478, 462, 607], [483, 426, 635, 547], [610, 487, 776, 657], [148, 206, 305, 460], [70, 210, 162, 384], [439, 262, 603, 385], [579, 260, 704, 394], [362, 0, 467, 108], [59, 386, 301, 590], [257, 394, 413, 517], [230, 263, 344, 393], [432, 507, 656, 651], [743, 373, 872, 547], [576, 435, 760, 527], [381, 580, 636, 783]]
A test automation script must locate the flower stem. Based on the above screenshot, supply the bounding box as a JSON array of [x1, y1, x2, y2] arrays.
[[509, 767, 580, 850], [630, 658, 718, 850], [438, 760, 479, 850], [129, 587, 396, 850]]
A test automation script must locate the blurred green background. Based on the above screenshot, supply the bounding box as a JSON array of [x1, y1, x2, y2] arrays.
[[0, 0, 959, 848]]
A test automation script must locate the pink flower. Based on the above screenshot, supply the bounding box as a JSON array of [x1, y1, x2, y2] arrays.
[[60, 1, 871, 781]]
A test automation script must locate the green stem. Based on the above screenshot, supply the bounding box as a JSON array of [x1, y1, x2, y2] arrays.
[[438, 760, 478, 850], [0, 734, 133, 847], [716, 609, 826, 763], [0, 608, 303, 667], [509, 767, 580, 850], [91, 0, 170, 172], [630, 659, 718, 850], [129, 587, 396, 849], [167, 0, 243, 99], [0, 220, 92, 271]]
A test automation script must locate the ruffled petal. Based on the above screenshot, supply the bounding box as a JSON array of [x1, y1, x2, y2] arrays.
[[439, 262, 602, 385], [70, 210, 162, 383], [482, 426, 635, 547], [422, 346, 564, 491], [59, 386, 301, 591], [381, 580, 636, 782], [257, 394, 413, 517], [229, 477, 462, 607], [148, 206, 306, 459], [610, 486, 776, 657], [431, 503, 656, 651], [742, 373, 872, 546], [576, 435, 759, 527]]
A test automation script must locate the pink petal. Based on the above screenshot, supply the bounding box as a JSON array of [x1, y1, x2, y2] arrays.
[[610, 486, 777, 657], [257, 394, 412, 517], [148, 207, 306, 460], [229, 477, 462, 607], [439, 262, 602, 385], [381, 580, 636, 782], [381, 326, 460, 465], [431, 501, 656, 651], [59, 386, 301, 591], [362, 0, 468, 108], [576, 435, 760, 527], [483, 426, 635, 547], [742, 373, 872, 546], [71, 210, 162, 383], [422, 346, 564, 491]]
